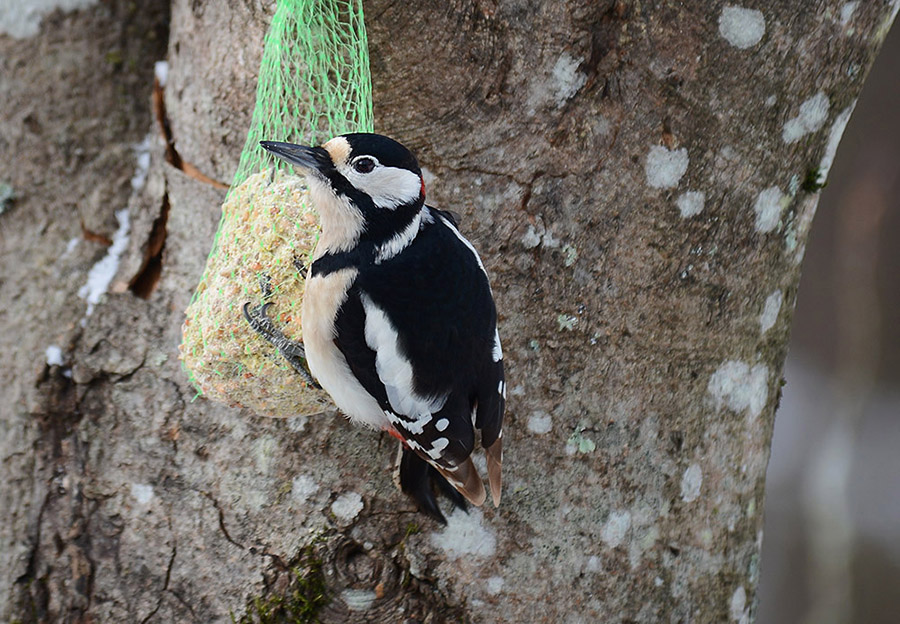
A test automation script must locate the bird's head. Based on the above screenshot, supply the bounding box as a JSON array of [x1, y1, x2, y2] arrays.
[[261, 134, 426, 253], [261, 133, 425, 211]]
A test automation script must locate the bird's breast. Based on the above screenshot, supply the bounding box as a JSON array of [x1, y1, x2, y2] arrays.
[[301, 267, 388, 429]]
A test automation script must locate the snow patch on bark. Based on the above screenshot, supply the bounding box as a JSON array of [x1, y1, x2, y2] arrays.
[[78, 207, 130, 317], [131, 134, 153, 191], [45, 345, 64, 366], [154, 60, 169, 87]]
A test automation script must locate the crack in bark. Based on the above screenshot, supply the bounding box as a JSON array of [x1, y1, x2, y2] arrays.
[[202, 491, 246, 551], [139, 542, 177, 624], [152, 74, 227, 189], [129, 192, 170, 300]]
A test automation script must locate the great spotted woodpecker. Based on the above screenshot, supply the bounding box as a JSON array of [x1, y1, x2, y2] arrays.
[[254, 133, 504, 523]]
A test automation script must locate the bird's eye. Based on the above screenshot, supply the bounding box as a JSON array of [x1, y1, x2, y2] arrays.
[[352, 157, 376, 174]]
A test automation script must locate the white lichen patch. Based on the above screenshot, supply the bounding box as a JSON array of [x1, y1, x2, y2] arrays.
[[131, 483, 154, 505], [0, 0, 99, 38], [566, 429, 596, 455], [252, 436, 278, 474], [45, 345, 64, 366], [718, 6, 766, 49], [557, 313, 578, 331], [78, 207, 130, 316], [645, 145, 689, 189], [562, 243, 578, 267], [818, 104, 856, 182], [601, 510, 632, 548], [291, 475, 318, 504], [708, 360, 769, 419], [730, 585, 749, 623], [680, 464, 703, 503], [527, 411, 553, 435], [286, 415, 308, 432], [550, 53, 587, 106], [753, 186, 788, 233], [431, 508, 496, 559], [526, 53, 586, 113], [341, 589, 377, 612], [839, 2, 859, 26], [486, 576, 505, 595], [521, 217, 561, 250], [782, 91, 830, 144], [331, 492, 364, 522], [676, 191, 705, 218], [521, 225, 542, 249], [759, 289, 783, 334]]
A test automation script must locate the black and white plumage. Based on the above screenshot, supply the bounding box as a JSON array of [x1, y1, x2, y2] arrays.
[[258, 133, 504, 522]]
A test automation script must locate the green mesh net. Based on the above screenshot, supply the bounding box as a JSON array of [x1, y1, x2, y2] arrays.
[[180, 0, 373, 417]]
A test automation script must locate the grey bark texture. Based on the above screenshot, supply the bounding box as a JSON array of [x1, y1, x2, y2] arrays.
[[1, 0, 897, 622]]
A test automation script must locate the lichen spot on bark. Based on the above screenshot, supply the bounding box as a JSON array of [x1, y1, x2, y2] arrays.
[[645, 145, 688, 189], [718, 6, 766, 49], [707, 360, 769, 419]]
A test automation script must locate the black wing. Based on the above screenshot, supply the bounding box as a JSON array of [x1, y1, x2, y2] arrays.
[[333, 209, 504, 505]]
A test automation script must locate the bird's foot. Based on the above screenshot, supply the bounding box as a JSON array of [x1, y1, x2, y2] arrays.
[[242, 302, 320, 387]]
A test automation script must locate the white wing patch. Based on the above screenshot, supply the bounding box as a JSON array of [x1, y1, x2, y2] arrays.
[[426, 437, 449, 459], [492, 327, 503, 362], [360, 293, 448, 420]]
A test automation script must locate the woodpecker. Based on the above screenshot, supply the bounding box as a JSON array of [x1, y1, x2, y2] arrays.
[[254, 133, 504, 523]]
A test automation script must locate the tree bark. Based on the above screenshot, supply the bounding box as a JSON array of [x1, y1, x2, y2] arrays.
[[1, 1, 897, 622]]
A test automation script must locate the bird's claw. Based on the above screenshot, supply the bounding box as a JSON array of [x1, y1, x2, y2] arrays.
[[242, 302, 320, 388]]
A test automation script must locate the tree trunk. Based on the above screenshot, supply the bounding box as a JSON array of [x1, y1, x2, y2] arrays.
[[2, 1, 896, 622]]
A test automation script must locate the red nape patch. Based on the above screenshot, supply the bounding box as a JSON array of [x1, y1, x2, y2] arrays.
[[420, 177, 426, 198], [387, 427, 408, 447]]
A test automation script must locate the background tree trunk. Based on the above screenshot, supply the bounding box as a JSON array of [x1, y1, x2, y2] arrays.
[[1, 1, 896, 622]]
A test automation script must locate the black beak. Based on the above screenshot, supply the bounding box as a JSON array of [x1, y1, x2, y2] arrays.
[[259, 141, 333, 173]]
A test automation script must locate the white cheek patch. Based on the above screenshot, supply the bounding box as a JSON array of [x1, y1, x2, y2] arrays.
[[340, 164, 422, 209]]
